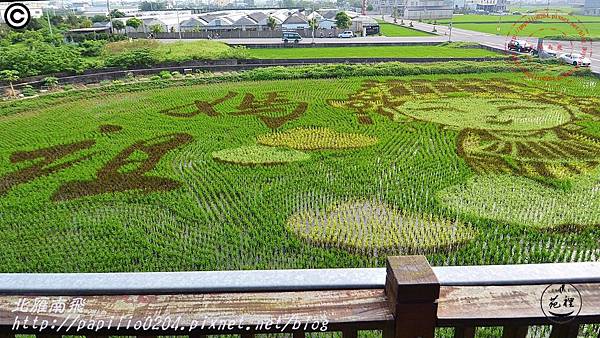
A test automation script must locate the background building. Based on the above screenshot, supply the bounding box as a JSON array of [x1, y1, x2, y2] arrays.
[[371, 0, 453, 19], [404, 0, 454, 19], [476, 0, 507, 12], [584, 0, 600, 15]]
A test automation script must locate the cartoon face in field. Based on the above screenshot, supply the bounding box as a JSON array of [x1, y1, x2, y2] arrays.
[[330, 78, 600, 181], [400, 97, 573, 131]]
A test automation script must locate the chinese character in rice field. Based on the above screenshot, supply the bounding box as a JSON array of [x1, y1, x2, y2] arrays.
[[160, 91, 307, 129], [231, 92, 308, 129], [331, 78, 600, 181], [53, 133, 193, 201], [0, 140, 95, 196], [160, 91, 238, 117]]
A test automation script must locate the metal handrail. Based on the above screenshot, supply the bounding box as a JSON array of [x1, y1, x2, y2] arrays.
[[0, 261, 598, 295]]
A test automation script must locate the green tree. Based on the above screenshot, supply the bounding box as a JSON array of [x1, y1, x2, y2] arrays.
[[150, 24, 164, 33], [66, 14, 81, 28], [112, 19, 125, 32], [110, 9, 126, 18], [267, 16, 277, 30], [367, 4, 373, 11], [139, 1, 166, 11], [91, 14, 109, 23], [0, 70, 19, 97], [81, 19, 93, 28], [126, 17, 143, 32], [335, 11, 351, 29]]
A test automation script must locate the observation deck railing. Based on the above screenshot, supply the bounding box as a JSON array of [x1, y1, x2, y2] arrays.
[[0, 256, 598, 338]]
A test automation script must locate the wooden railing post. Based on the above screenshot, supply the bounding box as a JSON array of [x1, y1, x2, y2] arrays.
[[385, 256, 440, 338]]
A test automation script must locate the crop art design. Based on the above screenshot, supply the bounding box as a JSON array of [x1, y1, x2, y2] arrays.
[[332, 78, 600, 181], [160, 91, 308, 129], [0, 133, 193, 202]]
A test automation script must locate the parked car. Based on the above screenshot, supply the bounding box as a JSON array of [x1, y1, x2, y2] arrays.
[[338, 31, 354, 38], [282, 31, 302, 43], [507, 39, 533, 53], [559, 53, 592, 67]]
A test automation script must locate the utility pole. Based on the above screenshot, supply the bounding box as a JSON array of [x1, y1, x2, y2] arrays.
[[46, 10, 53, 35], [175, 0, 182, 39], [107, 0, 113, 34]]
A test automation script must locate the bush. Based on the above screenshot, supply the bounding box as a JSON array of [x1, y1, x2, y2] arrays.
[[104, 48, 159, 69], [79, 40, 105, 57], [43, 76, 59, 87], [159, 70, 173, 79], [0, 42, 86, 77], [21, 85, 36, 97]]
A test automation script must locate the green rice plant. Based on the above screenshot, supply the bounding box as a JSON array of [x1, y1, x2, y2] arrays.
[[438, 172, 600, 229], [212, 145, 310, 166], [0, 70, 598, 277], [257, 127, 378, 150], [287, 200, 476, 254]]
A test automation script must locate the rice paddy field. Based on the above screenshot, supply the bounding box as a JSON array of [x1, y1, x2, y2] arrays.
[[0, 66, 599, 274], [377, 22, 433, 37]]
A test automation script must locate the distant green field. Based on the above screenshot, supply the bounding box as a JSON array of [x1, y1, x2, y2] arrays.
[[452, 22, 600, 39], [378, 22, 433, 37], [436, 14, 600, 24], [432, 13, 600, 39], [246, 45, 499, 59]]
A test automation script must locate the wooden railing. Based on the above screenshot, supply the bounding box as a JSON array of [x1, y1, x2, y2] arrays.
[[0, 256, 598, 338]]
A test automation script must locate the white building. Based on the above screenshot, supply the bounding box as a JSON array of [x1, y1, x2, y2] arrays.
[[371, 0, 453, 19], [403, 0, 454, 19], [584, 0, 600, 15], [476, 0, 507, 12]]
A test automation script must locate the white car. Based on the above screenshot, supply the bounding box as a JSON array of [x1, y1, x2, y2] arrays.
[[559, 53, 592, 67], [338, 31, 354, 38]]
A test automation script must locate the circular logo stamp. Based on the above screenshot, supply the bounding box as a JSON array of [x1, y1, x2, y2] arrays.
[[540, 284, 582, 324], [505, 11, 593, 81], [3, 3, 31, 30]]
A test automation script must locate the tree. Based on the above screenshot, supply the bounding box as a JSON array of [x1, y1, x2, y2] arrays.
[[110, 9, 126, 18], [66, 14, 81, 28], [81, 19, 93, 28], [267, 16, 277, 30], [91, 14, 109, 23], [112, 19, 125, 32], [126, 17, 143, 32], [150, 24, 164, 33], [335, 11, 351, 29], [367, 4, 373, 11], [0, 70, 19, 97], [139, 1, 166, 11]]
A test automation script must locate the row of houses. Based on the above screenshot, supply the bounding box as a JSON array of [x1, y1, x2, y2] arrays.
[[86, 8, 378, 33]]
